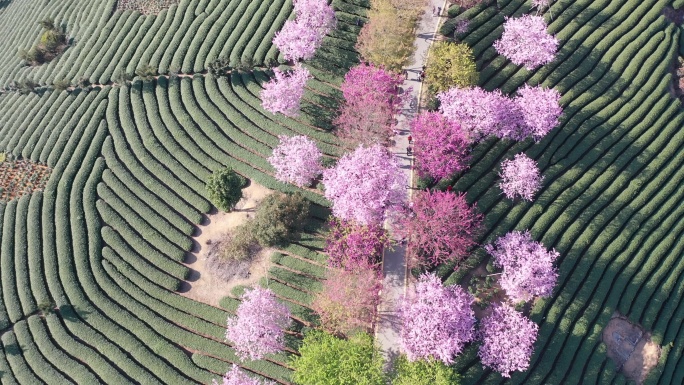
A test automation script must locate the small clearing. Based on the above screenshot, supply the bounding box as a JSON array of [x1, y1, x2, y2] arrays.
[[116, 0, 178, 15], [602, 312, 661, 385], [0, 156, 51, 202], [180, 182, 273, 307]]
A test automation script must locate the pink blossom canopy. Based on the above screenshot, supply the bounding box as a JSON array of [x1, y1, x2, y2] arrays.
[[322, 145, 406, 225], [411, 111, 470, 180], [437, 87, 524, 141], [325, 218, 389, 271], [499, 153, 543, 202], [396, 189, 481, 268], [268, 135, 323, 187], [493, 15, 559, 70], [400, 272, 476, 364], [213, 365, 275, 385], [515, 84, 562, 141], [478, 303, 539, 378], [438, 85, 562, 142], [226, 287, 292, 361], [485, 230, 559, 302], [261, 64, 311, 116], [273, 0, 336, 61], [334, 63, 404, 146]]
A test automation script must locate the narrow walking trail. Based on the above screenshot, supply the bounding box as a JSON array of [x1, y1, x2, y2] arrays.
[[375, 0, 446, 366]]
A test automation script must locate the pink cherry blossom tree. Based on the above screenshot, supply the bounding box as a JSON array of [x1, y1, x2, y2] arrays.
[[226, 287, 292, 361], [485, 230, 559, 303], [395, 189, 481, 268], [273, 0, 336, 62], [261, 64, 311, 117], [400, 272, 476, 364], [213, 365, 275, 385], [478, 303, 539, 378], [515, 84, 562, 141], [334, 64, 405, 146], [312, 268, 382, 336], [293, 0, 337, 31], [411, 111, 470, 180], [493, 15, 559, 70], [531, 0, 552, 13], [322, 144, 406, 225], [268, 135, 323, 187], [438, 87, 524, 141], [325, 217, 390, 271], [499, 153, 543, 202]]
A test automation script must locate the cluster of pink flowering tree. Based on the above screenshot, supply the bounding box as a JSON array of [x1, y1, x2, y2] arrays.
[[334, 64, 405, 146], [478, 303, 539, 378], [325, 218, 390, 271], [410, 111, 470, 179], [226, 287, 292, 361], [493, 15, 559, 70], [438, 85, 562, 142], [396, 189, 481, 268], [312, 268, 382, 336], [400, 273, 476, 364], [322, 144, 406, 225], [261, 64, 311, 116], [268, 135, 323, 187], [485, 230, 559, 303], [515, 84, 563, 141], [213, 365, 274, 385], [438, 86, 523, 141], [272, 0, 336, 62], [499, 153, 544, 202]]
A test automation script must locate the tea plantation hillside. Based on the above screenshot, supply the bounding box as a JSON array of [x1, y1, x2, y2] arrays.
[[1, 0, 684, 382], [0, 0, 366, 383], [0, 0, 341, 87], [443, 0, 684, 383]]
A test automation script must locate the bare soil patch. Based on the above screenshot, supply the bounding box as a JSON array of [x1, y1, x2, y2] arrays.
[[0, 156, 51, 202], [602, 312, 661, 385], [180, 183, 273, 306], [663, 6, 684, 25], [116, 0, 178, 15]]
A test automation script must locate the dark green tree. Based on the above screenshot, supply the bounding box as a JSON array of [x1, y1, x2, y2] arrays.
[[206, 168, 246, 212], [135, 63, 158, 81], [52, 79, 70, 91], [251, 192, 310, 246]]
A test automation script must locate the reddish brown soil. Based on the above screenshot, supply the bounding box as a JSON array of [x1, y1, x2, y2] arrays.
[[0, 158, 51, 202]]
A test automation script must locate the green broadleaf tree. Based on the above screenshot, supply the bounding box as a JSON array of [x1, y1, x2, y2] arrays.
[[291, 331, 385, 385]]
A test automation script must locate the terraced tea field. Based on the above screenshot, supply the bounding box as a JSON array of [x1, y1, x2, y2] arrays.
[[0, 0, 366, 383], [1, 0, 683, 382], [444, 0, 684, 383]]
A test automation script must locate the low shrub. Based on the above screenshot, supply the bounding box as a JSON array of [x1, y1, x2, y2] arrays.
[[18, 18, 67, 66]]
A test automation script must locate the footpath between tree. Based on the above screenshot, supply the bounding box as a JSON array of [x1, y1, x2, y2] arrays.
[[374, 0, 448, 369]]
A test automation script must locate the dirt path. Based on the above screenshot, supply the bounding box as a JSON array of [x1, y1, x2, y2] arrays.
[[179, 183, 272, 307]]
